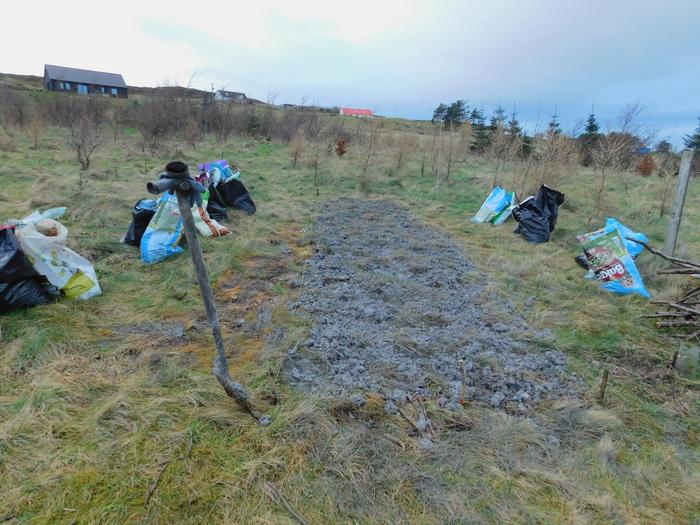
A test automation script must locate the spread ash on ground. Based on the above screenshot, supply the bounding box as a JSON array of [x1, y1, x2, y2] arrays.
[[286, 199, 581, 412]]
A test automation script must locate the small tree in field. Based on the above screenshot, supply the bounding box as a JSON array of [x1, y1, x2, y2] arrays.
[[28, 115, 43, 150], [335, 139, 347, 157], [638, 154, 655, 176], [70, 116, 104, 170], [290, 129, 306, 167]]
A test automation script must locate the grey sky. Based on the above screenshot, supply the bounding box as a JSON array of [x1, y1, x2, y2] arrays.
[[3, 0, 698, 145]]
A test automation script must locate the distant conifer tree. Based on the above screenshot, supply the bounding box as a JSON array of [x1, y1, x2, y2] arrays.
[[683, 117, 700, 149], [579, 108, 601, 166]]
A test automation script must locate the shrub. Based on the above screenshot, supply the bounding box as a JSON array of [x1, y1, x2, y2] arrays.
[[638, 154, 655, 176]]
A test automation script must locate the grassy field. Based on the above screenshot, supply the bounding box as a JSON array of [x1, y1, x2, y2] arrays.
[[0, 124, 699, 524]]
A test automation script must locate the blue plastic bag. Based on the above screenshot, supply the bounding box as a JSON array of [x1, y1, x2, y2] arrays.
[[491, 191, 516, 225], [140, 194, 184, 264], [605, 218, 648, 258], [577, 225, 651, 299], [472, 186, 510, 224]]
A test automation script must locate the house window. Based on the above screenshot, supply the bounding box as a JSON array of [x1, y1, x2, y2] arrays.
[[77, 84, 88, 94], [111, 88, 118, 96]]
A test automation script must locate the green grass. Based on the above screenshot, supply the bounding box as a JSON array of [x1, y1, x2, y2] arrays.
[[0, 125, 698, 524]]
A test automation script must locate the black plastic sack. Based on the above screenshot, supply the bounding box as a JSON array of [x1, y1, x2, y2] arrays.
[[218, 179, 257, 215], [124, 199, 158, 246], [512, 185, 565, 243], [206, 187, 229, 221], [0, 228, 54, 313]]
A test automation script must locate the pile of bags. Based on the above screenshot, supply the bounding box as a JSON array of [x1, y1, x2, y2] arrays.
[[577, 218, 650, 298], [1, 208, 101, 313], [472, 184, 650, 299], [123, 159, 256, 265], [472, 184, 565, 243]]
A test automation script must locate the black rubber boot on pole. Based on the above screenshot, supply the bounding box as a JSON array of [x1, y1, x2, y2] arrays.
[[148, 164, 269, 424]]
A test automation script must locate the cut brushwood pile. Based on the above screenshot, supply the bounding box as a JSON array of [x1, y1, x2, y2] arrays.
[[636, 240, 700, 341]]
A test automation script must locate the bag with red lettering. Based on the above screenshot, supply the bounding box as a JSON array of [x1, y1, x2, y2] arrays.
[[577, 226, 650, 298]]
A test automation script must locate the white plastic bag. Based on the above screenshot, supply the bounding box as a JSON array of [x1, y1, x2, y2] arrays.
[[192, 192, 230, 238], [16, 221, 102, 300]]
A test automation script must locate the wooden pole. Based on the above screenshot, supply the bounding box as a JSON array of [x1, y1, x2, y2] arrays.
[[174, 187, 268, 424], [596, 368, 609, 404], [665, 149, 694, 256]]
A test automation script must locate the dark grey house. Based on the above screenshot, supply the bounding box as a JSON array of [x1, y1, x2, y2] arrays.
[[44, 64, 128, 98]]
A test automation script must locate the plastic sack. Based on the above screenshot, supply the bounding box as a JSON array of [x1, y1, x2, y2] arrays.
[[14, 207, 67, 226], [512, 185, 565, 243], [491, 191, 516, 225], [217, 179, 256, 215], [124, 199, 158, 247], [604, 218, 647, 258], [140, 193, 184, 264], [192, 191, 230, 237], [577, 225, 650, 298], [472, 186, 509, 224], [15, 221, 102, 300], [0, 228, 56, 313]]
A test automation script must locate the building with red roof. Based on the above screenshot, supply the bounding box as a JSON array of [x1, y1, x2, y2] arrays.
[[339, 108, 374, 117]]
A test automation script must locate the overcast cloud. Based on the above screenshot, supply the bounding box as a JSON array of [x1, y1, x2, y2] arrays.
[[3, 0, 698, 145]]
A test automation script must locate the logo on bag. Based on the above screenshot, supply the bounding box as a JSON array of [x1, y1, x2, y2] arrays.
[[596, 261, 626, 281]]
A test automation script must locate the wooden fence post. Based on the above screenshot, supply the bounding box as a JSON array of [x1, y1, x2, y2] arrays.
[[665, 149, 694, 256]]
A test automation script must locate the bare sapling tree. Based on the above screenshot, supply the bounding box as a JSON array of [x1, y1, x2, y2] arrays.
[[524, 129, 577, 196], [460, 120, 473, 161], [486, 123, 511, 187], [28, 114, 43, 150], [70, 113, 104, 171], [183, 116, 202, 148], [393, 131, 417, 177], [109, 98, 128, 144], [290, 128, 306, 167], [590, 133, 628, 219], [303, 114, 326, 187], [0, 88, 32, 129], [445, 125, 457, 183], [67, 99, 105, 171], [358, 119, 377, 194], [430, 123, 440, 178]]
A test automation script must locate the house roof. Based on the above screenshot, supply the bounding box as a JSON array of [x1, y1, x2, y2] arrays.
[[340, 108, 373, 116], [44, 64, 127, 88]]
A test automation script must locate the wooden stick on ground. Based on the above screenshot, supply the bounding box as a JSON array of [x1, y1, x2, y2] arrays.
[[263, 482, 309, 525], [630, 239, 700, 269], [174, 187, 269, 425], [145, 460, 171, 506]]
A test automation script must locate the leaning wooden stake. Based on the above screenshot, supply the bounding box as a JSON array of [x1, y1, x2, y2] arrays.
[[174, 188, 268, 424], [664, 148, 694, 256]]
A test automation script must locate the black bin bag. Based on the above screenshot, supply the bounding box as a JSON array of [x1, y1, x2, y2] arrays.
[[206, 186, 229, 222], [217, 179, 257, 215], [124, 199, 158, 246], [0, 228, 55, 314], [512, 185, 565, 243]]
